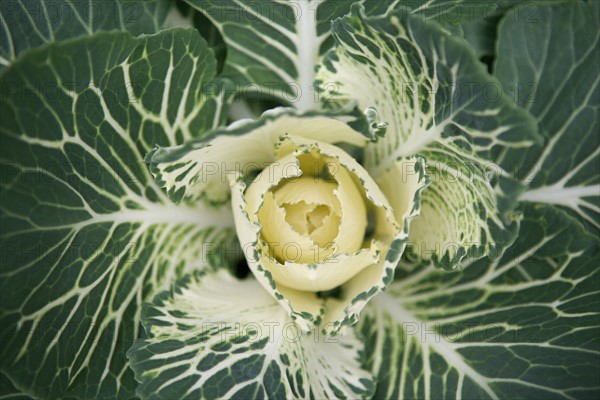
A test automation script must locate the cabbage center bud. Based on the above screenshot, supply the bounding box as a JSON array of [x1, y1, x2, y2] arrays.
[[245, 150, 370, 291]]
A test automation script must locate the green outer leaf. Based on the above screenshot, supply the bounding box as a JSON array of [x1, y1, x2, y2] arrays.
[[316, 4, 539, 269], [173, 1, 227, 74], [0, 0, 173, 69], [127, 270, 375, 400], [460, 16, 499, 59], [494, 1, 600, 235], [359, 0, 582, 22], [359, 203, 600, 399], [358, 0, 583, 60], [0, 371, 34, 400], [0, 28, 234, 398], [181, 0, 355, 111]]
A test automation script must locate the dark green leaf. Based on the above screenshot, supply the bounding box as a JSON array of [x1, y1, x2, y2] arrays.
[[495, 1, 600, 235], [0, 28, 235, 398], [0, 0, 173, 70]]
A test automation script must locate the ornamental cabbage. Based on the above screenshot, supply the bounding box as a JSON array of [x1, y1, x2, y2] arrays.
[[0, 1, 597, 399]]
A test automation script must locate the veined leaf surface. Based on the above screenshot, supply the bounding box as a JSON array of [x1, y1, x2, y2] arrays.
[[181, 0, 357, 111], [360, 203, 599, 399], [495, 1, 600, 235], [0, 28, 234, 398], [359, 0, 582, 22], [316, 5, 540, 269], [0, 371, 34, 400], [358, 3, 600, 398], [128, 270, 375, 399], [0, 0, 174, 69]]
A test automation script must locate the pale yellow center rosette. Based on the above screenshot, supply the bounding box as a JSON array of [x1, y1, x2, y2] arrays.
[[246, 149, 371, 292], [148, 110, 428, 334], [233, 133, 411, 333]]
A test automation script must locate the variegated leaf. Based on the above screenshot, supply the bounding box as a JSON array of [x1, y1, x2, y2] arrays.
[[359, 203, 600, 399], [127, 270, 375, 399], [181, 0, 357, 111], [0, 28, 235, 398], [316, 4, 541, 269]]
